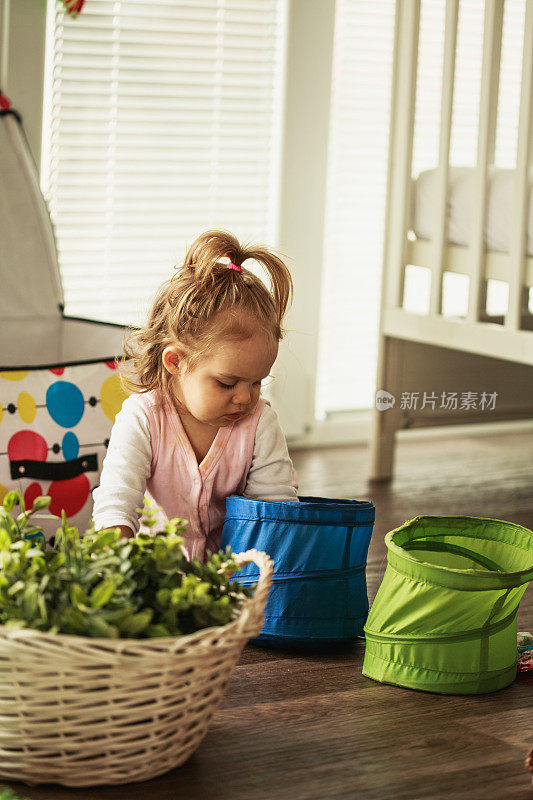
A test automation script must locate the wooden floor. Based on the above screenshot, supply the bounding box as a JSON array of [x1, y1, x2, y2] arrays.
[[6, 429, 533, 800]]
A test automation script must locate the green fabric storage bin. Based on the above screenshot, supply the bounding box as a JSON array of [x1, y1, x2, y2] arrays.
[[363, 515, 533, 694]]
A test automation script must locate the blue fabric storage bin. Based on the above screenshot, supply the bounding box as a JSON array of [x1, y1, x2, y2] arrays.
[[221, 495, 375, 646]]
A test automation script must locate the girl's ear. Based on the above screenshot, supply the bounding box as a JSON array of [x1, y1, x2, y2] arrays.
[[162, 345, 186, 375]]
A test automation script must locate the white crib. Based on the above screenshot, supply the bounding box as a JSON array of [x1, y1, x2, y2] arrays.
[[370, 0, 533, 480]]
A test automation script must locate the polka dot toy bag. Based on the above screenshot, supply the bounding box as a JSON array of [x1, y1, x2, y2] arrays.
[[0, 365, 129, 539]]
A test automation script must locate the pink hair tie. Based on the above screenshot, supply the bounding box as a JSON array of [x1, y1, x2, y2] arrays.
[[227, 261, 243, 272]]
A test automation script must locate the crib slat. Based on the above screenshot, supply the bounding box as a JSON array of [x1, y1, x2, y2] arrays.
[[429, 0, 459, 316], [385, 0, 420, 310], [467, 0, 504, 323], [507, 0, 533, 331], [371, 0, 418, 480]]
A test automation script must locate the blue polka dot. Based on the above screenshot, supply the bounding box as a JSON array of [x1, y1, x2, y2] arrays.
[[62, 431, 79, 461], [46, 381, 85, 428]]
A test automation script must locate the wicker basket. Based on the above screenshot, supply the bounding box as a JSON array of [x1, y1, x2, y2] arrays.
[[0, 549, 273, 787]]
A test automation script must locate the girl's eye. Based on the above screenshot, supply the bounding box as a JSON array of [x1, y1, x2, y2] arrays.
[[216, 380, 262, 390]]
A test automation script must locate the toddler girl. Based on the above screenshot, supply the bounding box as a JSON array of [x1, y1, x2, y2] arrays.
[[92, 230, 298, 560]]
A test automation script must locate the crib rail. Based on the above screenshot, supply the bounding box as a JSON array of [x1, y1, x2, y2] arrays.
[[429, 0, 458, 317], [382, 0, 533, 339], [508, 0, 533, 330], [384, 0, 420, 313], [468, 0, 503, 323]]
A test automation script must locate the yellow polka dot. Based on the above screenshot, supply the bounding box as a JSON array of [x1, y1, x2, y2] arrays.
[[0, 485, 8, 503], [0, 404, 3, 425], [100, 374, 130, 422], [18, 392, 36, 424], [0, 371, 28, 381]]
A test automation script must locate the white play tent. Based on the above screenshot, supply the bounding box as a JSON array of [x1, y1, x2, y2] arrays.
[[0, 98, 128, 539]]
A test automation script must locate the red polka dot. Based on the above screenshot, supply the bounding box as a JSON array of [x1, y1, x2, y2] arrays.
[[48, 475, 91, 519], [105, 361, 117, 370], [50, 367, 65, 375], [8, 431, 48, 462], [24, 483, 44, 510]]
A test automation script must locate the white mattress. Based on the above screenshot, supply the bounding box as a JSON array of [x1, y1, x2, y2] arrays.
[[413, 166, 533, 256]]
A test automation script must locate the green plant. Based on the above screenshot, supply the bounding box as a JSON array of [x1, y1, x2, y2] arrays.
[[0, 787, 30, 800], [0, 491, 253, 639]]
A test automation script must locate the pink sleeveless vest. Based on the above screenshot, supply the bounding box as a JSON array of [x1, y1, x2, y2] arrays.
[[136, 391, 266, 561]]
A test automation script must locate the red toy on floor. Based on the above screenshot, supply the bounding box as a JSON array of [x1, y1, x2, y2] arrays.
[[517, 631, 533, 672]]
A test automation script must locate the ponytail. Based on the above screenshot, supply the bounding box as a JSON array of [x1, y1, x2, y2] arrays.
[[121, 229, 293, 395], [183, 229, 292, 327]]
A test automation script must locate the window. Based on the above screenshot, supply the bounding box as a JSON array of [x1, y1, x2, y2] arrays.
[[316, 0, 395, 415], [42, 0, 287, 325]]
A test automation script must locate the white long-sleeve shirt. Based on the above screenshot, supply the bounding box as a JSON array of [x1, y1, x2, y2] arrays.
[[92, 394, 298, 544]]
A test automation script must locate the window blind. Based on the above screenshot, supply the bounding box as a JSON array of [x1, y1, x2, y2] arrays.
[[42, 0, 287, 326], [316, 0, 395, 415]]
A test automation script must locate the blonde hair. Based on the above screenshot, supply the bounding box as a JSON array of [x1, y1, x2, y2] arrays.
[[120, 230, 293, 396]]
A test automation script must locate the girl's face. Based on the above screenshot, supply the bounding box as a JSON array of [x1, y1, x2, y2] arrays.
[[163, 331, 278, 427]]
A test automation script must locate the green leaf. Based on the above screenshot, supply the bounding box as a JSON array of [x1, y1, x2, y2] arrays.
[[146, 623, 172, 638], [16, 512, 28, 528], [90, 578, 116, 608], [37, 593, 48, 625], [53, 606, 89, 635], [0, 528, 11, 551], [155, 588, 171, 607], [86, 617, 118, 638], [0, 783, 32, 800], [70, 583, 87, 608], [21, 585, 39, 619], [7, 580, 25, 597], [30, 496, 51, 513], [90, 528, 119, 551], [119, 609, 153, 636], [3, 491, 22, 513]]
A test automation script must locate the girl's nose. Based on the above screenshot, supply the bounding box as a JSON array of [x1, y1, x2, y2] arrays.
[[233, 384, 251, 406]]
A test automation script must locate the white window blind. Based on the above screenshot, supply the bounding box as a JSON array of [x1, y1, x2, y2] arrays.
[[316, 0, 395, 415], [318, 0, 526, 416], [41, 0, 287, 326]]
